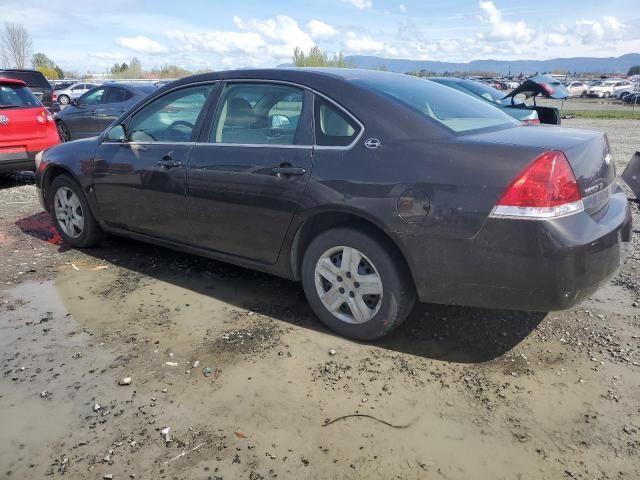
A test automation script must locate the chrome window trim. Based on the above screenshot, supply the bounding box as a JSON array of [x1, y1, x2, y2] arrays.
[[119, 78, 365, 150]]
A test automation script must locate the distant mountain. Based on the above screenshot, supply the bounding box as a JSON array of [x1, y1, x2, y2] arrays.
[[336, 53, 640, 75]]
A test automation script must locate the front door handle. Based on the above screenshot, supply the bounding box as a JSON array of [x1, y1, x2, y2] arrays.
[[272, 166, 306, 176], [157, 159, 182, 169]]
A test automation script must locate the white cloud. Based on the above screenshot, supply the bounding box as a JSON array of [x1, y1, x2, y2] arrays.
[[117, 36, 168, 54], [233, 15, 315, 58], [575, 16, 626, 44], [400, 4, 406, 12], [341, 0, 372, 10], [165, 30, 265, 55], [307, 20, 336, 39], [477, 1, 535, 42]]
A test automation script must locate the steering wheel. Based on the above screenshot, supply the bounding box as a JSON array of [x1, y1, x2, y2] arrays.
[[167, 120, 194, 132]]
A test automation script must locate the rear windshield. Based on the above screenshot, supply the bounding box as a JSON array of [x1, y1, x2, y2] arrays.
[[354, 74, 519, 134], [0, 83, 41, 108], [137, 85, 158, 95], [0, 71, 50, 88]]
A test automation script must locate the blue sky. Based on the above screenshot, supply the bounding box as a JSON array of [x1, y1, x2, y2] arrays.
[[4, 0, 640, 73]]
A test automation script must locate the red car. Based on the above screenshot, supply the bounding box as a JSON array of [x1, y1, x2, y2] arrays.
[[0, 77, 59, 174]]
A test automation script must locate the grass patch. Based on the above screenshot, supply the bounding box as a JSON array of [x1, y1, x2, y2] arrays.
[[562, 109, 640, 120]]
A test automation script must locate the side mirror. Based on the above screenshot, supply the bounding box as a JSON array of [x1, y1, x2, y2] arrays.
[[71, 98, 79, 107], [104, 124, 126, 143]]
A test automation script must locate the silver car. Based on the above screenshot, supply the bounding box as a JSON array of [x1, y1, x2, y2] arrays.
[[55, 82, 100, 105]]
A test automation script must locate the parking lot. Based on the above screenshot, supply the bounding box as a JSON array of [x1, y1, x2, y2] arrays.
[[0, 117, 639, 479]]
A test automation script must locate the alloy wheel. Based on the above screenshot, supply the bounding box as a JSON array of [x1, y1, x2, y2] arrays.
[[54, 186, 84, 238], [314, 246, 383, 324], [57, 122, 70, 142]]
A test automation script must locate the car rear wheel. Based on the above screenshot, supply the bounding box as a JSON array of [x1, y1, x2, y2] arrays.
[[49, 174, 106, 248], [301, 227, 415, 340], [58, 94, 70, 105], [57, 121, 71, 142]]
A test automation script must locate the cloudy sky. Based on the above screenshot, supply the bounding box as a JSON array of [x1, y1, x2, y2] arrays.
[[3, 0, 640, 73]]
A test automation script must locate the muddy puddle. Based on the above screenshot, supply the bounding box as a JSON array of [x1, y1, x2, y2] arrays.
[[0, 261, 638, 479]]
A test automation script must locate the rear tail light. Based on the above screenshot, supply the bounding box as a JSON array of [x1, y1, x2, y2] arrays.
[[52, 92, 57, 102], [491, 151, 584, 219], [540, 83, 555, 96], [521, 119, 540, 126], [36, 110, 54, 124]]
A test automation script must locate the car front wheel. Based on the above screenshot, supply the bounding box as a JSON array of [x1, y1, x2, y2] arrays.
[[58, 94, 70, 105], [301, 227, 415, 340], [48, 174, 106, 248]]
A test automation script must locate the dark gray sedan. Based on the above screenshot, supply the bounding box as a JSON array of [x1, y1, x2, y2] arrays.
[[55, 83, 157, 141], [35, 68, 632, 340]]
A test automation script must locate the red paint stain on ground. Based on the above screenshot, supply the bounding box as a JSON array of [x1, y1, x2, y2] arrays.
[[15, 212, 64, 246]]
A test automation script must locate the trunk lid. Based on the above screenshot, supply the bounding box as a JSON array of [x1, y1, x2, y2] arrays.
[[466, 125, 615, 212], [503, 75, 570, 101], [0, 106, 51, 143]]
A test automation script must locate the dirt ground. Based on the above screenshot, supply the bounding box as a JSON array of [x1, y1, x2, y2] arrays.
[[1, 119, 639, 480]]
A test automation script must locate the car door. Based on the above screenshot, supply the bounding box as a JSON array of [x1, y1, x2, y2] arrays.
[[71, 83, 86, 99], [186, 81, 313, 264], [92, 83, 215, 242], [93, 86, 134, 132], [64, 86, 107, 139]]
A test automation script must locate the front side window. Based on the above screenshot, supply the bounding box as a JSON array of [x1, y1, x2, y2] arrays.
[[210, 83, 305, 145], [79, 87, 106, 105], [314, 99, 360, 147], [128, 84, 214, 143]]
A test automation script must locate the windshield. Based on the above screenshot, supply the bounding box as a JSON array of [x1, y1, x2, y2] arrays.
[[354, 74, 519, 134], [458, 80, 508, 104], [0, 83, 41, 108]]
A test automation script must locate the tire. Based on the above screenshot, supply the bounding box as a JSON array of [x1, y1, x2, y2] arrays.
[[48, 174, 106, 248], [58, 94, 70, 105], [57, 121, 71, 142], [580, 90, 587, 98], [301, 227, 416, 340], [603, 92, 610, 99], [620, 92, 630, 100]]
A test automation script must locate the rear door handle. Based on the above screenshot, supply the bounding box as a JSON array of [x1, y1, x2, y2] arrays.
[[157, 159, 182, 169], [272, 166, 306, 176]]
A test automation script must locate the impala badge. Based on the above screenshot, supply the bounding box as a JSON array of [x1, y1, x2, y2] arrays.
[[0, 115, 9, 125], [364, 138, 381, 149]]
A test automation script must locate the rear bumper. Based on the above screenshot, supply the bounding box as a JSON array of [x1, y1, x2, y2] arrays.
[[0, 150, 37, 173], [397, 187, 633, 311]]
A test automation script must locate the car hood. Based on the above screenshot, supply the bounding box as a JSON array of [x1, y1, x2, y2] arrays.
[[503, 75, 569, 100]]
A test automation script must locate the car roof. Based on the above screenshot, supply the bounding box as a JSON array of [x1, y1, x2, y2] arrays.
[[168, 67, 410, 87], [0, 77, 27, 86]]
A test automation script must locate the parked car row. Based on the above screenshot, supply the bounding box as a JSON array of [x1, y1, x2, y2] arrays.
[[55, 83, 157, 141], [428, 74, 568, 125], [0, 77, 60, 174]]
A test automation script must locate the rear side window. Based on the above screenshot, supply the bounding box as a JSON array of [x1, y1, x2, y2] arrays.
[[314, 99, 361, 147], [210, 83, 306, 145], [104, 87, 133, 103], [0, 84, 40, 108]]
